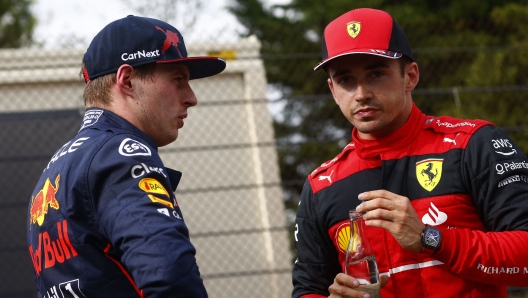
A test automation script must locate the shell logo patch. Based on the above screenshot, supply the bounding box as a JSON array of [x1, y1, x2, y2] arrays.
[[347, 22, 361, 38], [335, 223, 353, 254], [335, 221, 362, 255], [139, 178, 169, 197], [416, 158, 443, 191]]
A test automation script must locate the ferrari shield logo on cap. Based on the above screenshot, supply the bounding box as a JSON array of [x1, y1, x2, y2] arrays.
[[416, 158, 443, 191], [347, 22, 361, 38]]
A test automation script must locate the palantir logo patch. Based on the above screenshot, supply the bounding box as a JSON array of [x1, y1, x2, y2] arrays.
[[118, 138, 152, 156]]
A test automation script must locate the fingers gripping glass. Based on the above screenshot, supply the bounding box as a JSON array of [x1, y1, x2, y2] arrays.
[[344, 210, 381, 297]]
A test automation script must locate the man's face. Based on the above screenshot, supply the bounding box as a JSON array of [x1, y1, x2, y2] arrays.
[[133, 63, 197, 147], [327, 54, 418, 139]]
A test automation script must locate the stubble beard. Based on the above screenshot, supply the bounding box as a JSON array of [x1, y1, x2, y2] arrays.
[[348, 100, 385, 135], [348, 87, 408, 137]]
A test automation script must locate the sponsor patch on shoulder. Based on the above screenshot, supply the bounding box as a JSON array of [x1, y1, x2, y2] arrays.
[[492, 139, 518, 156], [139, 178, 170, 197], [119, 138, 151, 156], [498, 174, 528, 187], [80, 110, 103, 131], [148, 194, 174, 209]]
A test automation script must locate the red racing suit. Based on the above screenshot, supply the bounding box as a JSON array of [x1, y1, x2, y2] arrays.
[[292, 104, 528, 298]]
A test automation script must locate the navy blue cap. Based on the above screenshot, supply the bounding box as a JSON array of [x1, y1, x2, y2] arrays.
[[83, 15, 226, 82]]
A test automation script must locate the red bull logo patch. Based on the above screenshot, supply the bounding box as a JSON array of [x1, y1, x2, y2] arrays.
[[155, 26, 183, 56], [28, 219, 78, 276], [30, 174, 61, 226]]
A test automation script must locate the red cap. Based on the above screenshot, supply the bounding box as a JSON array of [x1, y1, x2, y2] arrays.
[[314, 8, 413, 71]]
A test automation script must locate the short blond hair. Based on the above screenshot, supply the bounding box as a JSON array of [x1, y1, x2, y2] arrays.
[[80, 61, 156, 109]]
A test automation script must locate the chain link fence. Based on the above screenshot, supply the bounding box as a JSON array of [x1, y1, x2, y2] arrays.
[[1, 15, 528, 296]]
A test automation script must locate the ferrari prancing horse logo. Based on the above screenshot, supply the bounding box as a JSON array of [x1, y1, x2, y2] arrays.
[[416, 158, 443, 191], [347, 22, 361, 38]]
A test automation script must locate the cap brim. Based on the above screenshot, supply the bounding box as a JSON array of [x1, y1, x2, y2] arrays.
[[314, 50, 402, 71], [157, 56, 227, 79]]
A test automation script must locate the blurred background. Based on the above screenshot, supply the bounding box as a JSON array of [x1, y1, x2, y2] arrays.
[[1, 0, 528, 297]]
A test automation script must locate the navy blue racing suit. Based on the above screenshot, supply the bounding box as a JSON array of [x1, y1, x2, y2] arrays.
[[27, 108, 207, 298]]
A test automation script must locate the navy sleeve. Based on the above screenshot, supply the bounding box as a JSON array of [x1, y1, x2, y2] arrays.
[[463, 125, 528, 232], [292, 179, 341, 298], [89, 135, 207, 298]]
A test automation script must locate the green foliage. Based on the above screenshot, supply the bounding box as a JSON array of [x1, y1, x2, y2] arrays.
[[0, 0, 36, 48]]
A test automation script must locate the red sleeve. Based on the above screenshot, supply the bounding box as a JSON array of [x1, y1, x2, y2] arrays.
[[301, 295, 326, 298], [433, 228, 528, 286], [438, 125, 528, 286]]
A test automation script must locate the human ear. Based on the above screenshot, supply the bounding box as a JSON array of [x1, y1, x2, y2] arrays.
[[116, 64, 135, 96], [405, 62, 420, 92], [328, 78, 338, 104]]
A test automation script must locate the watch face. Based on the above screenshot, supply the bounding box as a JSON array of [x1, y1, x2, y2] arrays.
[[424, 227, 441, 248]]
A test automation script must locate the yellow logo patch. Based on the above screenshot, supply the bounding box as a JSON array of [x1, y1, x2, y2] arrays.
[[337, 224, 350, 253], [148, 194, 174, 209], [347, 22, 361, 38], [29, 174, 61, 226], [139, 178, 170, 197], [336, 222, 362, 254], [416, 158, 443, 191]]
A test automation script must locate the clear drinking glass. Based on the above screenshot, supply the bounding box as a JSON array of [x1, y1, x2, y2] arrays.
[[344, 210, 381, 297]]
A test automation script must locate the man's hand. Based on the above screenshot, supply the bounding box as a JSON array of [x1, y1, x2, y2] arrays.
[[356, 190, 425, 252], [328, 273, 390, 298]]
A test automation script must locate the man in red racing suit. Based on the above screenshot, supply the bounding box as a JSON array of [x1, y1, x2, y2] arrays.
[[292, 8, 528, 298]]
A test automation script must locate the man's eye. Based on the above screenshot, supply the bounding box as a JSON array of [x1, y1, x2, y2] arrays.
[[371, 71, 383, 78], [338, 77, 351, 84]]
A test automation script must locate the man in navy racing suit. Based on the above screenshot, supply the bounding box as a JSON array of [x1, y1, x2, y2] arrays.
[[27, 16, 226, 297]]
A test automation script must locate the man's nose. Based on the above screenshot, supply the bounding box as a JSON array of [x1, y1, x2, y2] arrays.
[[183, 86, 198, 107], [354, 80, 373, 102]]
